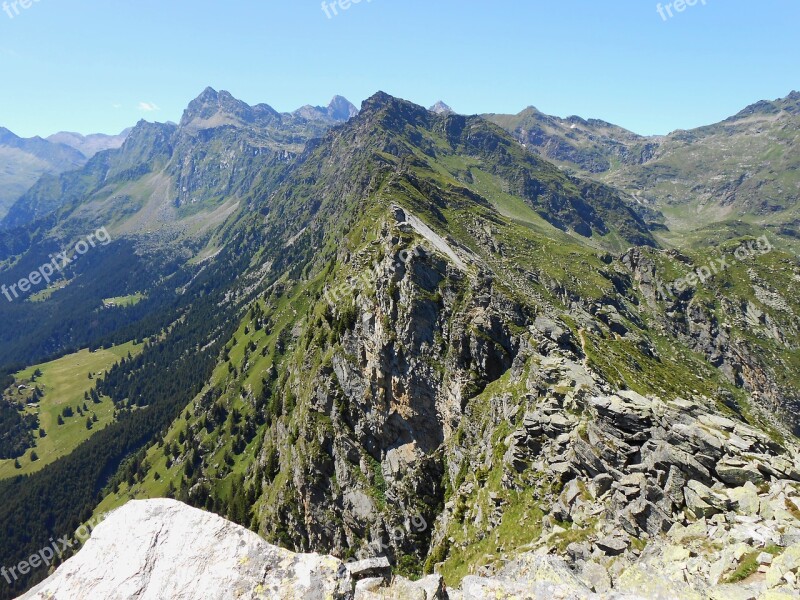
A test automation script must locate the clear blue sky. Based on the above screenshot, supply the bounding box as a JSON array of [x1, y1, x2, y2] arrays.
[[0, 0, 797, 138]]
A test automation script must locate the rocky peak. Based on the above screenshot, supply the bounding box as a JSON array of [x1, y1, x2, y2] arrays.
[[353, 92, 436, 138], [179, 87, 280, 130], [429, 100, 453, 115], [360, 91, 428, 119], [327, 95, 359, 121], [293, 95, 358, 123]]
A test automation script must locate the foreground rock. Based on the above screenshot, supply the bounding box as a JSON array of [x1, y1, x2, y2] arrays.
[[20, 498, 800, 600], [17, 499, 352, 600]]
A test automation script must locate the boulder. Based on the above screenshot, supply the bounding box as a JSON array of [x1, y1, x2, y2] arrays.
[[581, 560, 612, 593], [17, 499, 353, 600], [716, 459, 765, 486], [347, 557, 392, 581], [356, 575, 444, 599], [595, 536, 629, 556]]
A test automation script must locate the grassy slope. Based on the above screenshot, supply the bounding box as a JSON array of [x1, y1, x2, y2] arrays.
[[102, 293, 146, 307], [0, 341, 143, 478]]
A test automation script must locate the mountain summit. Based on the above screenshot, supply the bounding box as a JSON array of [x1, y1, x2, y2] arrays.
[[429, 100, 454, 114], [293, 95, 358, 122], [179, 87, 281, 130]]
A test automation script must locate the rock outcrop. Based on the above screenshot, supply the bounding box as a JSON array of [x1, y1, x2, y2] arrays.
[[17, 499, 353, 600], [20, 498, 800, 600]]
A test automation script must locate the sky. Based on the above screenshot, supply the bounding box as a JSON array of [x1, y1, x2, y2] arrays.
[[0, 0, 797, 138]]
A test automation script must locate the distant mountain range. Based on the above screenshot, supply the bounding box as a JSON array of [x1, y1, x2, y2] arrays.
[[0, 127, 129, 220], [0, 90, 358, 234], [47, 129, 131, 159], [485, 91, 800, 245]]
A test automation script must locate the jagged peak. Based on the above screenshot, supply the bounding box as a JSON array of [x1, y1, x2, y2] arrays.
[[429, 101, 453, 115], [292, 96, 358, 123], [358, 92, 431, 125], [327, 95, 358, 121], [180, 88, 279, 130]]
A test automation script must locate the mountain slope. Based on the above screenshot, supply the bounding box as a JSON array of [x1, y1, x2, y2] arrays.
[[608, 91, 800, 241], [0, 91, 798, 600], [487, 91, 800, 248]]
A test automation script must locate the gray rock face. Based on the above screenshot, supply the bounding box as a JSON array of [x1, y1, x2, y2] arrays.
[[17, 499, 353, 600]]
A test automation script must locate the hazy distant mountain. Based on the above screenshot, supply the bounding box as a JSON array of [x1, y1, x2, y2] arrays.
[[47, 129, 131, 158], [292, 94, 359, 122], [0, 128, 86, 219], [429, 100, 453, 114]]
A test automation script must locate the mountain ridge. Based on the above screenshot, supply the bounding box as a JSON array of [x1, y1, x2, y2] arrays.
[[0, 88, 798, 600]]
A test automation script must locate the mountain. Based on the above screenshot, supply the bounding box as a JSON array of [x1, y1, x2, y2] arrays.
[[487, 91, 800, 247], [429, 101, 453, 115], [81, 92, 800, 592], [0, 128, 86, 219], [46, 129, 130, 158], [294, 95, 360, 122], [0, 91, 799, 600], [0, 88, 356, 236], [485, 106, 656, 174], [606, 91, 800, 242]]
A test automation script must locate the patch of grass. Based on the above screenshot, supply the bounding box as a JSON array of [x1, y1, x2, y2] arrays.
[[0, 342, 143, 478], [103, 293, 145, 307], [438, 487, 545, 587], [551, 520, 597, 553], [724, 546, 783, 584]]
